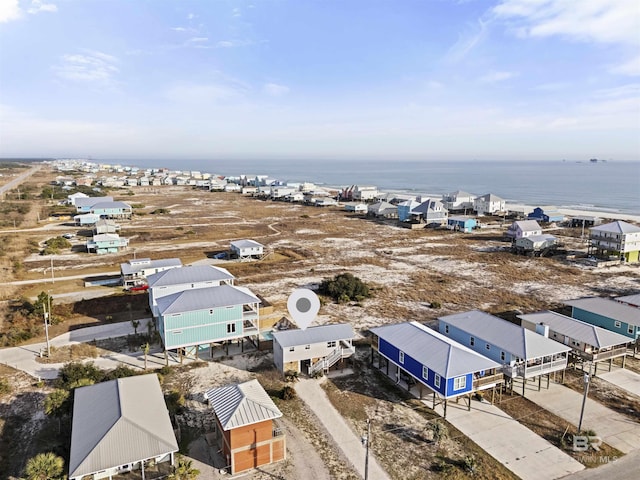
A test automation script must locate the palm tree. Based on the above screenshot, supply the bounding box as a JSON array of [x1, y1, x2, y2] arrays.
[[131, 318, 140, 335], [24, 452, 64, 480], [169, 455, 200, 480]]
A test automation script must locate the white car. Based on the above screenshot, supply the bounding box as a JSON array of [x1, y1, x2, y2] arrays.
[[62, 233, 75, 239]]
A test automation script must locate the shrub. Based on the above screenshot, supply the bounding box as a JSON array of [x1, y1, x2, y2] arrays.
[[151, 208, 170, 214], [0, 377, 10, 396], [56, 361, 104, 389], [165, 390, 186, 414], [281, 385, 297, 400], [319, 272, 372, 303], [430, 301, 442, 309]]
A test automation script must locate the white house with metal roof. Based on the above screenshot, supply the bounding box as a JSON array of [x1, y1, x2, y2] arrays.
[[564, 297, 640, 342], [588, 220, 640, 263], [68, 374, 178, 480], [75, 195, 114, 212], [272, 324, 356, 376], [438, 310, 571, 394], [473, 193, 505, 216], [120, 257, 182, 288], [518, 311, 629, 372], [156, 284, 261, 353], [205, 379, 285, 474], [505, 220, 543, 241], [230, 239, 264, 260], [147, 265, 235, 316], [441, 190, 475, 212], [371, 322, 503, 417]]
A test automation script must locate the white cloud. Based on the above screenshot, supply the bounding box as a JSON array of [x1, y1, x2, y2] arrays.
[[215, 39, 255, 48], [493, 0, 640, 46], [54, 50, 119, 85], [189, 37, 208, 43], [446, 18, 490, 62], [232, 8, 241, 17], [610, 55, 640, 77], [479, 71, 517, 83], [263, 83, 290, 97], [0, 0, 21, 22], [27, 0, 57, 14]]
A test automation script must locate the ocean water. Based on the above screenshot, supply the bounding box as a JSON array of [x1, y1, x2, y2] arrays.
[[125, 159, 640, 215]]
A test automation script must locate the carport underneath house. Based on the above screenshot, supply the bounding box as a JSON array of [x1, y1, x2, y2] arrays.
[[370, 322, 505, 418]]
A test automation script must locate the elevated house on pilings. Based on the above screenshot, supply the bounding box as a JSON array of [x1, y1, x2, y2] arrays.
[[438, 310, 571, 397], [518, 311, 630, 374], [155, 284, 261, 363], [370, 322, 503, 418]]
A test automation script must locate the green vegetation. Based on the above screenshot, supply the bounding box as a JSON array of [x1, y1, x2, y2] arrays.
[[0, 377, 10, 396], [169, 455, 200, 480], [151, 207, 170, 214], [0, 202, 30, 227], [41, 237, 71, 255], [319, 272, 372, 303], [0, 292, 56, 347], [24, 452, 65, 480]]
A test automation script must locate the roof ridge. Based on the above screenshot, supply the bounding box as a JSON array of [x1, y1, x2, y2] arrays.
[[119, 416, 178, 452]]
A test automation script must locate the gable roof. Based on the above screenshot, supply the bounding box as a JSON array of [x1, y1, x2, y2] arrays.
[[514, 220, 542, 232], [371, 321, 500, 378], [564, 297, 640, 327], [438, 310, 571, 359], [147, 265, 234, 287], [231, 239, 263, 249], [75, 195, 113, 207], [205, 379, 282, 431], [518, 311, 630, 349], [120, 257, 182, 275], [156, 284, 259, 315], [91, 201, 132, 210], [616, 294, 640, 308], [476, 193, 504, 202], [590, 220, 640, 234], [69, 374, 178, 478], [272, 324, 355, 348]]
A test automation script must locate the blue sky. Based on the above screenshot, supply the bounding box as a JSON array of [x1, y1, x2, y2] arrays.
[[1, 0, 639, 161]]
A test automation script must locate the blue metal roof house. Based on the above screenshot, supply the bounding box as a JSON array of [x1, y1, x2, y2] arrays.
[[527, 207, 565, 223], [370, 322, 503, 417], [438, 310, 571, 395], [447, 216, 477, 233], [564, 297, 640, 342], [86, 233, 129, 254], [75, 196, 114, 213]]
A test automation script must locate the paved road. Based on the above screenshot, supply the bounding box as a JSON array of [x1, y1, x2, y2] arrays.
[[295, 377, 391, 480], [563, 449, 640, 480], [431, 397, 584, 480], [0, 164, 41, 198], [524, 381, 640, 454], [0, 318, 182, 379]]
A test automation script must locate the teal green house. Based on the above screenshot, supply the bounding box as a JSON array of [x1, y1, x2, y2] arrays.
[[565, 297, 640, 341], [156, 284, 260, 352]]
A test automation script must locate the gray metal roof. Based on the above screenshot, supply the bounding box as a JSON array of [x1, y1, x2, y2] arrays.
[[514, 220, 542, 232], [120, 257, 182, 275], [476, 193, 504, 201], [272, 324, 355, 348], [69, 374, 178, 478], [91, 201, 132, 210], [147, 265, 234, 287], [370, 321, 500, 378], [564, 297, 640, 327], [156, 284, 259, 315], [75, 196, 113, 207], [438, 310, 571, 359], [616, 294, 640, 307], [231, 239, 263, 249], [518, 311, 630, 349], [590, 220, 640, 234], [205, 379, 282, 431]]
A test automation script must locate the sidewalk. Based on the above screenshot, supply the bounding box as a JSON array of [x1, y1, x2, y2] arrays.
[[294, 378, 391, 480], [524, 381, 640, 454], [597, 366, 640, 397], [431, 398, 584, 480]]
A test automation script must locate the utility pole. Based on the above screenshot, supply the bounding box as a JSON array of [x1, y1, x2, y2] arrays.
[[577, 363, 591, 433], [363, 418, 371, 480], [43, 295, 51, 357]]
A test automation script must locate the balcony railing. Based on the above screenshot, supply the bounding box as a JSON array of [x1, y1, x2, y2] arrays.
[[273, 427, 284, 437], [523, 358, 567, 377], [581, 345, 628, 362], [473, 372, 504, 389]]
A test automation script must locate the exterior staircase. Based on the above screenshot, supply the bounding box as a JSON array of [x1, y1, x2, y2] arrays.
[[309, 342, 356, 375]]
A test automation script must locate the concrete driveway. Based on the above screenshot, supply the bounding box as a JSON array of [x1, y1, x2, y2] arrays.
[[597, 367, 640, 397], [524, 381, 640, 454], [431, 398, 584, 480]]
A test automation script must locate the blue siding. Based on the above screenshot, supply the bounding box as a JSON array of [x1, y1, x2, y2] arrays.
[[571, 307, 639, 340], [378, 338, 473, 397], [160, 305, 246, 348], [398, 204, 411, 222], [439, 322, 512, 364]]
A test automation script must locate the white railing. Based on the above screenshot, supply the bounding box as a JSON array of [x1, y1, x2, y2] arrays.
[[309, 345, 355, 375]]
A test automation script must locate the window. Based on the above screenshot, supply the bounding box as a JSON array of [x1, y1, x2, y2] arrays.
[[445, 325, 449, 334], [629, 325, 634, 335], [327, 341, 336, 348], [500, 351, 505, 361], [305, 345, 310, 350], [470, 337, 475, 347], [434, 374, 441, 388], [227, 323, 236, 334], [422, 366, 428, 380], [399, 351, 405, 364], [614, 321, 621, 328], [485, 343, 491, 350], [453, 376, 466, 390], [289, 347, 295, 352], [209, 309, 214, 315]]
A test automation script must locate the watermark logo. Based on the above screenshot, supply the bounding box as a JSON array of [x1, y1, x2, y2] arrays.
[[572, 435, 602, 452]]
